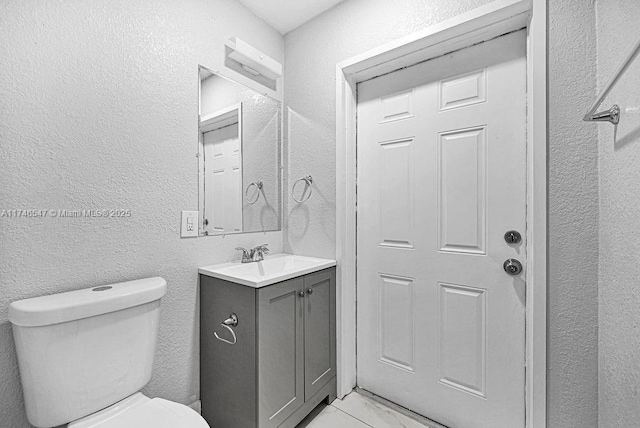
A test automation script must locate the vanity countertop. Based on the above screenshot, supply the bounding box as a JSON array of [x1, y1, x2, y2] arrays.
[[199, 253, 337, 288]]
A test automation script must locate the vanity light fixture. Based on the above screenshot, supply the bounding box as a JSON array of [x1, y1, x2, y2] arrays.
[[225, 37, 282, 81], [241, 65, 261, 76]]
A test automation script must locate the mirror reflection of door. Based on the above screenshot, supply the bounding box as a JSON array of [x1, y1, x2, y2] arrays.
[[198, 65, 282, 236], [201, 105, 242, 234]]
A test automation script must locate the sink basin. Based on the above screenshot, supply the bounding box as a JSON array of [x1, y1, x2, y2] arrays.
[[199, 253, 337, 288]]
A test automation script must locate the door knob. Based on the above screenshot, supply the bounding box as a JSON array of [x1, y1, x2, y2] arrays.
[[503, 259, 523, 275], [504, 230, 522, 244], [298, 291, 305, 297], [307, 288, 313, 295]]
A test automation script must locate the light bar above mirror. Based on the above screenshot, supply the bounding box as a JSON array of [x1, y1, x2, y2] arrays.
[[225, 37, 283, 81]]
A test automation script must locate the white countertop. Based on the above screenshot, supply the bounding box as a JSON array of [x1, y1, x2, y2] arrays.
[[199, 253, 337, 288]]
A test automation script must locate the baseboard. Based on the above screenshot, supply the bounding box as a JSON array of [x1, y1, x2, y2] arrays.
[[188, 399, 202, 414]]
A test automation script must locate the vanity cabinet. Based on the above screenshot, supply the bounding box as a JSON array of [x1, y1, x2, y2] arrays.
[[200, 267, 336, 428]]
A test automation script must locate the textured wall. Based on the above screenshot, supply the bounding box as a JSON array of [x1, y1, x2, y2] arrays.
[[547, 1, 600, 426], [0, 1, 283, 426], [285, 0, 600, 426], [596, 1, 640, 426]]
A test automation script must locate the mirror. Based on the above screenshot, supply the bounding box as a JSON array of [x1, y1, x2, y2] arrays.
[[198, 66, 281, 236]]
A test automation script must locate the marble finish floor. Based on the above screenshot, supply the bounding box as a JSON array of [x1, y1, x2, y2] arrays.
[[297, 391, 444, 428]]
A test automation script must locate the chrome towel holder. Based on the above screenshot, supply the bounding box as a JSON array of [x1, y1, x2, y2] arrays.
[[245, 181, 263, 205], [292, 175, 313, 203], [583, 35, 640, 126], [214, 313, 238, 345]]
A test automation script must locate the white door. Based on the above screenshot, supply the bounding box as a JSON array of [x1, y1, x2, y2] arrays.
[[356, 30, 527, 428], [203, 124, 242, 234]]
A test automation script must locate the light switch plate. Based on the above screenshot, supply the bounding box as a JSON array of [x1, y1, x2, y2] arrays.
[[181, 211, 199, 238]]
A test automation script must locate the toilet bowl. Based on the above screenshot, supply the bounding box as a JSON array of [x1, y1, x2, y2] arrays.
[[9, 277, 210, 428], [68, 393, 208, 428]]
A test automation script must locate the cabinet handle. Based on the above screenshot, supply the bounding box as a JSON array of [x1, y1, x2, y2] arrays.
[[307, 288, 313, 295], [298, 290, 305, 297]]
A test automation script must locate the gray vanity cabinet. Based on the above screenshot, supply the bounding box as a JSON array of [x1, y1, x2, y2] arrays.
[[200, 267, 336, 428]]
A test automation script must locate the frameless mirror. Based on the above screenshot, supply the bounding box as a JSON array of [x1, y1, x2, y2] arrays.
[[198, 66, 281, 236]]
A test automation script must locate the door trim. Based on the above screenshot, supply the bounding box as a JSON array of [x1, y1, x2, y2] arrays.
[[334, 1, 547, 428]]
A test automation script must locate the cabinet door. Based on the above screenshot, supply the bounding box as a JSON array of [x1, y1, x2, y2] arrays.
[[257, 277, 304, 428], [303, 269, 336, 400]]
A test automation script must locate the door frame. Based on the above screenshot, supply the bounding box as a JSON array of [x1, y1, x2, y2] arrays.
[[334, 0, 547, 427]]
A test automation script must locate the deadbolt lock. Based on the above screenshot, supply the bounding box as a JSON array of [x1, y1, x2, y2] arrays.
[[504, 230, 522, 244], [503, 259, 523, 276]]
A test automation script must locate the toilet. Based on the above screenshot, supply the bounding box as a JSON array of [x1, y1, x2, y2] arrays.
[[8, 277, 210, 428]]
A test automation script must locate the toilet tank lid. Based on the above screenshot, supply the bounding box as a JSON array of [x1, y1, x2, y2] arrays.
[[8, 277, 167, 327]]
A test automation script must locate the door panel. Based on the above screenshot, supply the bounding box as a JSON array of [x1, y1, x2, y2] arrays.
[[439, 68, 487, 111], [203, 123, 242, 234], [378, 273, 415, 372], [438, 282, 487, 398], [303, 269, 336, 400], [438, 126, 486, 254], [257, 277, 304, 428], [378, 138, 415, 249], [357, 30, 527, 428]]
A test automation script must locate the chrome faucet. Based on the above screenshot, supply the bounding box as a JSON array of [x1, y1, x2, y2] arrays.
[[235, 244, 269, 263]]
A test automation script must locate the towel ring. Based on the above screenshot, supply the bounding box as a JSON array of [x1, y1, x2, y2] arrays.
[[245, 181, 263, 205], [292, 175, 313, 203], [214, 313, 238, 345]]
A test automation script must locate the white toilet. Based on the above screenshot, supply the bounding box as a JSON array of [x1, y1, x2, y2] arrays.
[[8, 277, 210, 428]]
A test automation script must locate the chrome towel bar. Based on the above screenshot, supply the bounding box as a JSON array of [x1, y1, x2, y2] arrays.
[[583, 36, 640, 126]]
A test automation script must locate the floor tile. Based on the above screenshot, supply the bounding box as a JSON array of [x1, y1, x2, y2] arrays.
[[331, 392, 432, 428], [297, 403, 371, 428]]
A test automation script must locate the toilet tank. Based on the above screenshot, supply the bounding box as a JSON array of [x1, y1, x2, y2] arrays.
[[8, 277, 167, 428]]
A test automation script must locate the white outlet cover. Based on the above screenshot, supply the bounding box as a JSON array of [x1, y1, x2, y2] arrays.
[[181, 211, 199, 238]]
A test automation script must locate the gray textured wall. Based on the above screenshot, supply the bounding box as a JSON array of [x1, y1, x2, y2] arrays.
[[0, 1, 283, 426], [596, 1, 640, 426], [284, 0, 600, 426], [547, 1, 599, 426]]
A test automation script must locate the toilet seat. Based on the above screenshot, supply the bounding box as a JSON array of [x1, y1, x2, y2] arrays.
[[69, 393, 209, 428]]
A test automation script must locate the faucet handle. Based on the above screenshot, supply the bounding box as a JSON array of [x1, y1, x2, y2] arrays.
[[235, 247, 252, 263], [252, 244, 269, 262]]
